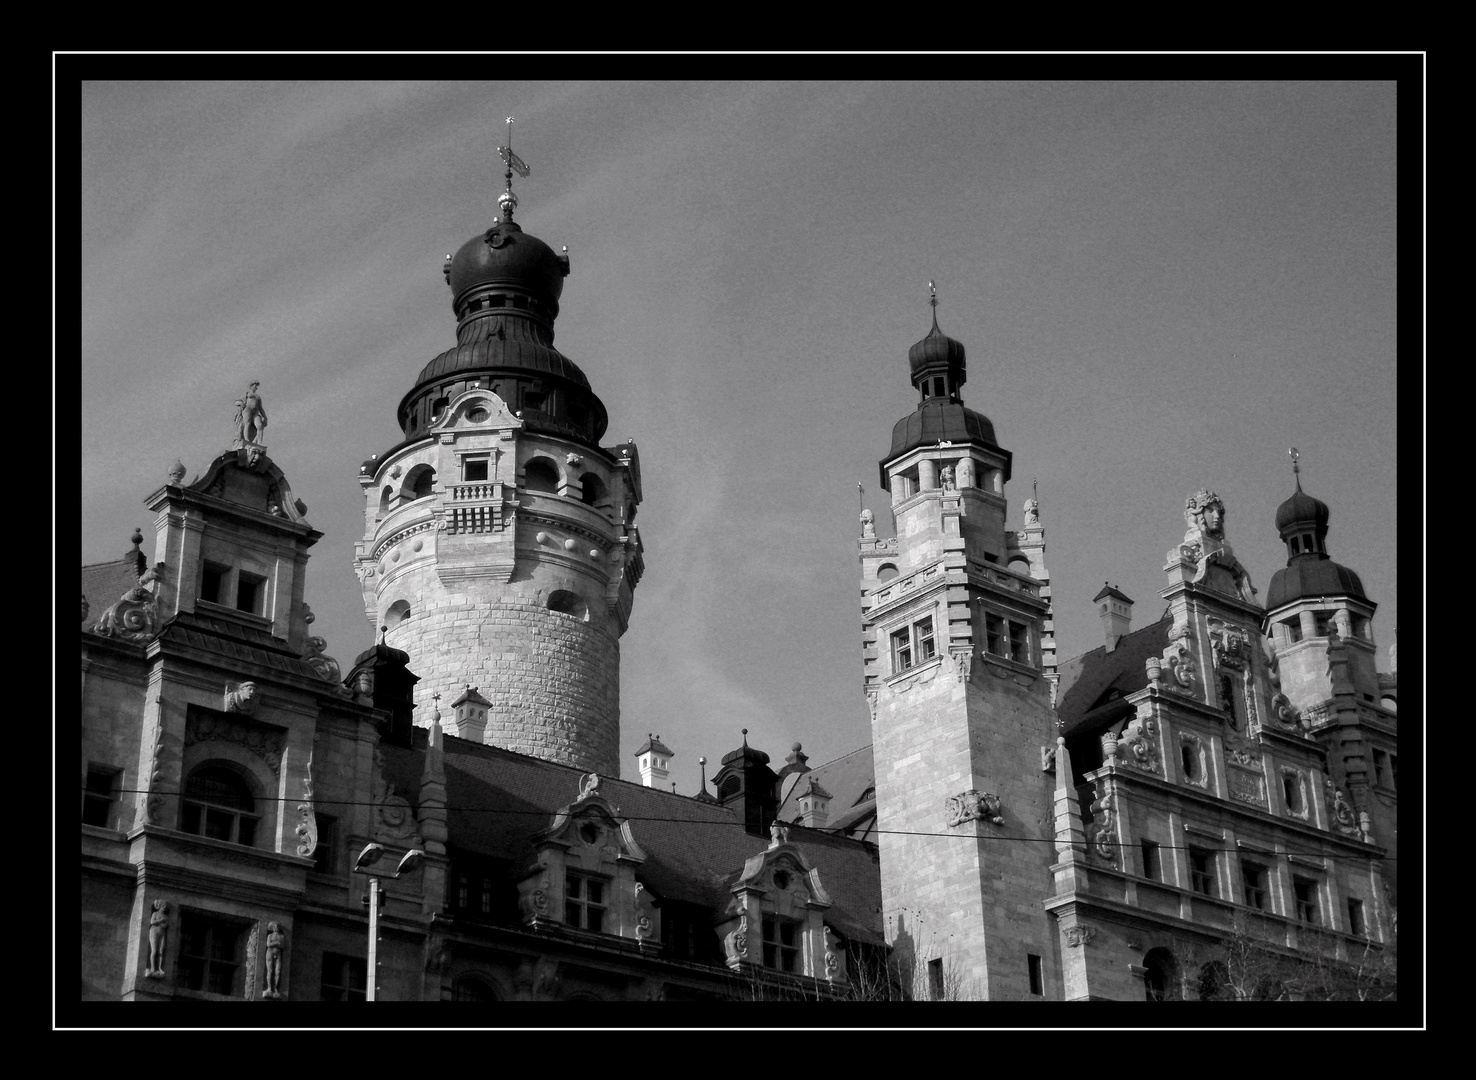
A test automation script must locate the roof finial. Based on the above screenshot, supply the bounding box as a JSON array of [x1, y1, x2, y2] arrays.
[[497, 116, 529, 224], [1289, 447, 1302, 492], [928, 279, 940, 332], [379, 624, 388, 644], [741, 727, 749, 748]]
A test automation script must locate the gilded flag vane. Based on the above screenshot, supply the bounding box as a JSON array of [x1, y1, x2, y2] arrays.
[[495, 116, 529, 222]]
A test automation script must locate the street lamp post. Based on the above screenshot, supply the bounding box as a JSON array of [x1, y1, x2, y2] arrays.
[[352, 842, 425, 1001]]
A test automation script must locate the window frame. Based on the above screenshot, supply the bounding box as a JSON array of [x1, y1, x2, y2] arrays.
[[1347, 897, 1366, 936], [564, 871, 608, 934], [1241, 860, 1268, 910], [1188, 847, 1217, 897], [889, 614, 939, 675], [180, 764, 260, 848], [320, 952, 368, 1001], [761, 915, 801, 974], [1141, 839, 1162, 882], [177, 911, 246, 997]]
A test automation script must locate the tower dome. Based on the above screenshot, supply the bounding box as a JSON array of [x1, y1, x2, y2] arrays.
[[446, 220, 569, 321]]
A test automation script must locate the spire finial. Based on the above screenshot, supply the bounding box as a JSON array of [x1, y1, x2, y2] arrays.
[[741, 727, 748, 748], [928, 279, 940, 331], [1289, 447, 1302, 492], [379, 624, 388, 644], [496, 116, 530, 223]]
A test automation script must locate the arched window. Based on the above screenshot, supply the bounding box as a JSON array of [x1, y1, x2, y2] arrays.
[[385, 599, 412, 628], [525, 458, 559, 494], [547, 590, 589, 621], [1143, 947, 1177, 1001], [403, 464, 436, 502], [579, 472, 606, 507], [876, 563, 899, 584], [452, 976, 499, 1002], [431, 396, 450, 422], [379, 486, 394, 517], [181, 764, 259, 847]]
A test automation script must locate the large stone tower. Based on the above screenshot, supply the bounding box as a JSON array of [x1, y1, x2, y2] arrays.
[[859, 290, 1061, 1000], [353, 152, 644, 776], [1262, 461, 1398, 895]]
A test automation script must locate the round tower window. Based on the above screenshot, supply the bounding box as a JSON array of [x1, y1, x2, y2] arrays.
[[467, 407, 489, 423]]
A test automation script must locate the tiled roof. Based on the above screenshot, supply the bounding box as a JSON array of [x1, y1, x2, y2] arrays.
[[383, 736, 885, 944], [776, 744, 875, 825], [1055, 616, 1171, 738], [155, 609, 329, 683], [81, 559, 144, 618]]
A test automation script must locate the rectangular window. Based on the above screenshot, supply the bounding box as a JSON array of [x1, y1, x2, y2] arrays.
[[1282, 772, 1303, 815], [1373, 749, 1396, 790], [565, 873, 606, 933], [320, 952, 367, 1001], [1242, 861, 1268, 910], [1009, 621, 1029, 665], [311, 815, 337, 875], [985, 614, 1004, 656], [1180, 743, 1197, 780], [914, 617, 936, 663], [1189, 848, 1216, 897], [1141, 840, 1161, 882], [178, 913, 244, 996], [891, 627, 914, 672], [83, 765, 121, 828], [235, 572, 265, 615], [762, 917, 800, 973], [200, 563, 227, 605], [1028, 953, 1044, 996], [1293, 877, 1319, 924], [1282, 616, 1302, 644], [928, 957, 944, 1000], [1347, 898, 1365, 936], [464, 458, 489, 482]]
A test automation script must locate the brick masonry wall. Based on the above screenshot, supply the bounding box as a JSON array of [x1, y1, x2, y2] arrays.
[[873, 658, 1060, 999], [383, 559, 621, 776]]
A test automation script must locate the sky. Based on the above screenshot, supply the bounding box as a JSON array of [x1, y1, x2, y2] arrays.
[[78, 77, 1404, 790]]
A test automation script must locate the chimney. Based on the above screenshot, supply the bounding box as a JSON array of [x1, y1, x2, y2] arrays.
[[448, 684, 491, 744], [635, 733, 674, 788], [1093, 583, 1134, 653], [797, 774, 832, 830]]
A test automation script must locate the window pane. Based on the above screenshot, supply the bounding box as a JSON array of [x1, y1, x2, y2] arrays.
[[586, 880, 603, 905], [587, 908, 604, 934], [204, 807, 234, 841]]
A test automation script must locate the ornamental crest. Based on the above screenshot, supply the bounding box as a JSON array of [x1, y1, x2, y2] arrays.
[[1208, 618, 1251, 671]]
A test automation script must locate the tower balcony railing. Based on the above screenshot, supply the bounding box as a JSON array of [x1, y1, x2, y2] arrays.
[[449, 482, 500, 502]]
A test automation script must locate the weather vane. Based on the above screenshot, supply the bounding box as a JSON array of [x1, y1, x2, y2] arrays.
[[928, 280, 938, 309], [496, 116, 530, 222], [1288, 446, 1302, 490]]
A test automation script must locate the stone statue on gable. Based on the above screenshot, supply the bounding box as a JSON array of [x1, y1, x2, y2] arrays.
[[1181, 489, 1258, 605], [234, 381, 269, 447]]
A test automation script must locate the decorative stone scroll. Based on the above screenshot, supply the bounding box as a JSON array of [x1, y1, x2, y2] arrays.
[[724, 913, 750, 966], [1088, 783, 1118, 864], [295, 751, 318, 859], [944, 789, 1004, 827], [92, 563, 164, 644], [1117, 715, 1161, 774], [185, 711, 285, 777]]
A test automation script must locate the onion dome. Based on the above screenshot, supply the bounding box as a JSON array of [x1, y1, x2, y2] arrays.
[[1265, 472, 1368, 609], [397, 170, 608, 447], [881, 283, 1007, 481]]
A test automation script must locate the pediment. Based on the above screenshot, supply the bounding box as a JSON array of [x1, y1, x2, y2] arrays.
[[431, 389, 520, 434], [185, 450, 310, 524]]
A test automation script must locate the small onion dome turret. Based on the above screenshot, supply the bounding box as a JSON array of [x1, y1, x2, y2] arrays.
[[1265, 482, 1369, 610], [908, 312, 967, 388]]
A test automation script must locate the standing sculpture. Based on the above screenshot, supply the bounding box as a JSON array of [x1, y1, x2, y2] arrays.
[[146, 900, 169, 978], [234, 381, 269, 446], [263, 922, 285, 998]]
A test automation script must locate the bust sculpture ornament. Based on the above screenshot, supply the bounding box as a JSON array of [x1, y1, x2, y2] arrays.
[[1182, 489, 1258, 604]]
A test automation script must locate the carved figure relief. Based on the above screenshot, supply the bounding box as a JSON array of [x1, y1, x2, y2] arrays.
[[92, 563, 164, 643], [724, 913, 750, 967], [944, 789, 1004, 827], [262, 922, 285, 998], [860, 507, 875, 538], [146, 900, 168, 978], [823, 926, 841, 982], [1065, 924, 1097, 948], [579, 772, 600, 801], [224, 681, 259, 715], [1208, 618, 1250, 671], [1165, 640, 1196, 693], [1023, 497, 1040, 527], [939, 464, 956, 491], [302, 636, 344, 686], [1325, 779, 1363, 838], [185, 712, 284, 777]]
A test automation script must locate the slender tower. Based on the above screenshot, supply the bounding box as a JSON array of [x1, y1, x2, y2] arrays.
[[353, 122, 644, 775], [859, 286, 1059, 1000]]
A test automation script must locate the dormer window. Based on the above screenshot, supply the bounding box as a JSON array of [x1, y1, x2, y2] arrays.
[[564, 872, 606, 933], [762, 917, 800, 972]]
